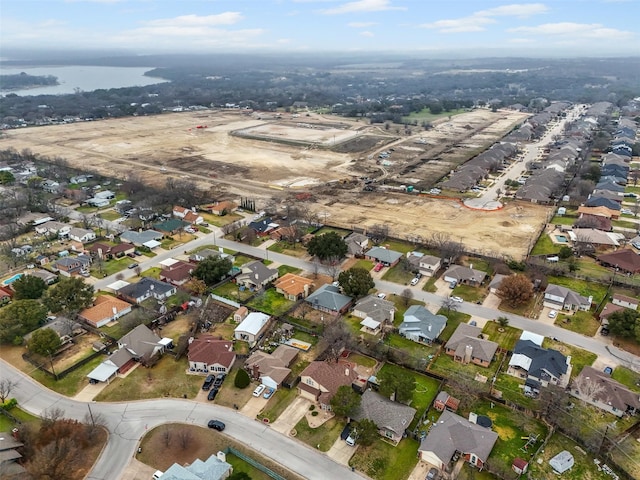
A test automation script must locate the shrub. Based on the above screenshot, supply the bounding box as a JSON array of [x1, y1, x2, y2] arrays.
[[234, 368, 251, 389], [311, 411, 319, 417], [309, 405, 316, 411]]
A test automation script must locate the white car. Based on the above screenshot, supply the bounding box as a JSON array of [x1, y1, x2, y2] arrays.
[[548, 310, 557, 319], [252, 384, 266, 397], [621, 208, 633, 215], [377, 292, 387, 299], [410, 277, 420, 286], [451, 296, 463, 303]]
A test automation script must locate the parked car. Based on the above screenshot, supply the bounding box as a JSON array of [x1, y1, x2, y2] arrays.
[[340, 423, 351, 441], [548, 310, 557, 319], [426, 467, 439, 480], [152, 470, 163, 480], [345, 433, 356, 447], [214, 373, 226, 387], [207, 387, 219, 401], [377, 292, 387, 299], [253, 384, 266, 397], [207, 420, 225, 431], [202, 375, 215, 391], [410, 277, 420, 286], [449, 280, 457, 289], [604, 367, 613, 375], [601, 326, 610, 336], [451, 296, 463, 303], [263, 387, 275, 399], [373, 262, 384, 272]]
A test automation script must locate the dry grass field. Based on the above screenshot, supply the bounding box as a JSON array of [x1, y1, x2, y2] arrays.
[[1, 107, 547, 258]]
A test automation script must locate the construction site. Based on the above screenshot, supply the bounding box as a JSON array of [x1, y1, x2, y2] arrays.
[[1, 107, 551, 259]]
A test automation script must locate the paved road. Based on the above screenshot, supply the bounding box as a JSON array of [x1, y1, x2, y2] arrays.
[[1, 360, 363, 480]]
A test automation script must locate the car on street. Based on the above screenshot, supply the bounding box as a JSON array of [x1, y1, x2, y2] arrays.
[[426, 467, 439, 480], [377, 292, 387, 299], [202, 375, 215, 391], [127, 263, 138, 269], [207, 420, 225, 431], [548, 310, 557, 319], [207, 387, 219, 401], [451, 296, 463, 303], [253, 384, 266, 397], [263, 387, 275, 399]]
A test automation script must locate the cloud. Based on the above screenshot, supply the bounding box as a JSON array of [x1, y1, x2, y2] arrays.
[[321, 0, 406, 15], [348, 21, 377, 27], [144, 13, 243, 28], [508, 22, 634, 40], [421, 3, 548, 33], [360, 30, 374, 37], [64, 0, 126, 3]]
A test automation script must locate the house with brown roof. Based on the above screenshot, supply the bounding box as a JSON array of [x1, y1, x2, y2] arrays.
[[187, 336, 236, 374], [159, 260, 196, 286], [204, 201, 237, 216], [173, 205, 203, 225], [0, 286, 13, 305], [443, 264, 487, 286], [79, 295, 133, 327], [445, 323, 499, 367], [89, 242, 135, 260], [52, 255, 92, 277], [612, 294, 639, 310], [577, 205, 620, 219], [598, 249, 640, 274], [298, 360, 359, 410], [433, 391, 460, 412], [571, 366, 640, 417], [274, 273, 314, 300], [599, 303, 625, 323], [245, 345, 298, 389]]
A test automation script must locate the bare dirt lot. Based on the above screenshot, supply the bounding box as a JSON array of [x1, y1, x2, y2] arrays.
[[2, 108, 548, 258]]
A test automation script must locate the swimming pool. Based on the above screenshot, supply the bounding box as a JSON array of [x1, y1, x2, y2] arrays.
[[555, 235, 568, 243], [2, 273, 23, 286]]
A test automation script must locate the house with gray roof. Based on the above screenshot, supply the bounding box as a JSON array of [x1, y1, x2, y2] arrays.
[[443, 265, 487, 286], [543, 284, 591, 311], [117, 277, 177, 304], [419, 410, 498, 471], [235, 260, 278, 290], [571, 366, 640, 417], [345, 232, 369, 257], [407, 252, 441, 277], [508, 334, 571, 391], [352, 295, 395, 324], [398, 305, 446, 344], [118, 324, 164, 363], [161, 453, 232, 480], [119, 229, 163, 247], [351, 390, 416, 445], [445, 323, 498, 367], [365, 246, 403, 267], [189, 248, 235, 264], [305, 284, 353, 315]]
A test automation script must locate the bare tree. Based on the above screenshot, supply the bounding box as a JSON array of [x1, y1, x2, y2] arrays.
[[177, 427, 193, 450], [430, 232, 464, 264], [441, 297, 459, 313], [368, 224, 389, 245], [311, 259, 322, 279], [320, 321, 353, 362], [572, 375, 607, 402], [42, 407, 66, 427], [325, 259, 342, 280], [0, 378, 18, 403], [161, 425, 172, 447], [26, 436, 82, 480], [82, 410, 107, 440], [400, 288, 414, 307]]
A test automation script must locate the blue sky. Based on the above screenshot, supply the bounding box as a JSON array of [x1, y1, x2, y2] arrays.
[[1, 0, 639, 56]]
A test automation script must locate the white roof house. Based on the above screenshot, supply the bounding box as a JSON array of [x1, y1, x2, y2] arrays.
[[234, 312, 271, 347], [549, 450, 574, 474]]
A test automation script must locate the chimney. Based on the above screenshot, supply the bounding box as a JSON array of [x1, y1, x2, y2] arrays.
[[469, 263, 473, 270], [252, 364, 260, 380], [464, 345, 473, 364], [345, 368, 350, 376], [217, 451, 227, 462], [112, 306, 118, 316], [428, 324, 432, 332]]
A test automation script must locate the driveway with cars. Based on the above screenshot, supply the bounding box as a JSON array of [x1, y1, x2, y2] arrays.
[[240, 390, 270, 418]]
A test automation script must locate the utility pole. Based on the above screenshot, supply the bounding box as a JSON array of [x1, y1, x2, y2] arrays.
[[87, 403, 96, 427]]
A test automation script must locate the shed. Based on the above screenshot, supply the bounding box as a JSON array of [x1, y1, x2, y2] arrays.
[[512, 457, 529, 475], [549, 450, 574, 474]]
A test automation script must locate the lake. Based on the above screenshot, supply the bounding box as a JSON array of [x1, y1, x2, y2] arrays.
[[0, 65, 167, 96]]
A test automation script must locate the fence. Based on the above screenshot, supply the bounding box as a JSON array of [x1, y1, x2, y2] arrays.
[[223, 447, 287, 480], [210, 293, 240, 309], [22, 347, 107, 380]]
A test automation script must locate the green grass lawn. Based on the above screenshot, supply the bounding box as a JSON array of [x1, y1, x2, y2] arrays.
[[0, 406, 40, 431], [609, 430, 640, 480], [160, 238, 179, 249], [247, 289, 295, 316], [430, 349, 503, 382], [555, 310, 600, 337], [403, 108, 466, 123], [233, 254, 254, 267], [347, 352, 377, 368], [99, 210, 122, 221], [376, 239, 414, 254], [31, 355, 105, 396], [314, 226, 352, 237], [452, 284, 486, 302], [381, 264, 415, 285], [90, 256, 132, 276], [551, 214, 578, 225], [389, 296, 424, 325], [353, 259, 374, 271], [94, 356, 202, 401], [277, 264, 303, 276], [349, 437, 419, 480], [460, 257, 492, 274], [531, 233, 559, 256], [267, 242, 308, 258], [611, 366, 640, 392], [422, 276, 437, 293], [482, 322, 522, 351], [140, 267, 161, 279], [547, 276, 609, 306], [226, 453, 273, 480], [212, 281, 254, 303], [492, 374, 539, 410], [542, 338, 597, 378], [257, 386, 299, 423], [438, 309, 471, 342], [293, 416, 344, 452], [386, 333, 439, 365], [199, 212, 243, 227]]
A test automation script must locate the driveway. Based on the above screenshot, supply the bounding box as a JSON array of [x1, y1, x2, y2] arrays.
[[482, 292, 501, 310], [270, 396, 311, 435], [240, 391, 270, 419], [326, 436, 356, 465]]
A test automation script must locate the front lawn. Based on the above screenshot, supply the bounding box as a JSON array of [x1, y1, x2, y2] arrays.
[[542, 338, 597, 378], [611, 366, 640, 392], [353, 259, 374, 271], [268, 242, 308, 258], [257, 385, 299, 423], [277, 264, 303, 276], [99, 210, 122, 221], [140, 267, 161, 279], [90, 256, 132, 276], [233, 254, 254, 267], [94, 356, 202, 401], [247, 289, 295, 316], [555, 310, 600, 337], [390, 296, 425, 325], [438, 309, 471, 342], [293, 416, 343, 452], [452, 284, 486, 302], [349, 437, 419, 480], [381, 264, 414, 285], [482, 322, 522, 351]]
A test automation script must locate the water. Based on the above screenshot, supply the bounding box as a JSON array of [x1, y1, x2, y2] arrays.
[[0, 65, 167, 96], [2, 273, 23, 286]]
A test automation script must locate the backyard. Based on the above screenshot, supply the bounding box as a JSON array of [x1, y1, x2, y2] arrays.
[[247, 288, 295, 316], [381, 264, 414, 285], [212, 281, 254, 303], [349, 437, 420, 480]]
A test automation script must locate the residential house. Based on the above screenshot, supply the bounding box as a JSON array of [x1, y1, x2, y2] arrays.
[[445, 324, 499, 367], [598, 249, 640, 274], [117, 324, 164, 363], [205, 201, 237, 216], [86, 197, 110, 208], [305, 284, 353, 315], [26, 269, 57, 285], [0, 286, 12, 305], [508, 332, 571, 392], [79, 295, 133, 328], [0, 431, 27, 478], [365, 246, 403, 267], [577, 205, 620, 219], [245, 345, 298, 389], [24, 317, 84, 345], [153, 218, 190, 234], [274, 273, 314, 300], [344, 232, 369, 257], [52, 255, 91, 277], [119, 230, 163, 247], [68, 227, 96, 243], [351, 390, 417, 445], [407, 252, 441, 277], [612, 294, 639, 310], [234, 312, 271, 347], [41, 179, 60, 193], [352, 295, 395, 335], [161, 453, 232, 480], [599, 303, 625, 324], [117, 277, 177, 304], [298, 360, 359, 410], [34, 220, 71, 237], [235, 260, 278, 290], [488, 274, 507, 294], [571, 366, 640, 417], [433, 391, 460, 412], [187, 336, 236, 374], [89, 242, 135, 260], [173, 205, 204, 225], [419, 410, 498, 471], [571, 228, 624, 248], [398, 305, 447, 344], [443, 265, 487, 286], [269, 226, 301, 243], [189, 248, 235, 264], [543, 284, 591, 311], [248, 217, 278, 236], [159, 261, 196, 286]]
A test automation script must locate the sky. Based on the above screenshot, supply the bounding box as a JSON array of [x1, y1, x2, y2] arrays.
[[1, 0, 639, 57]]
